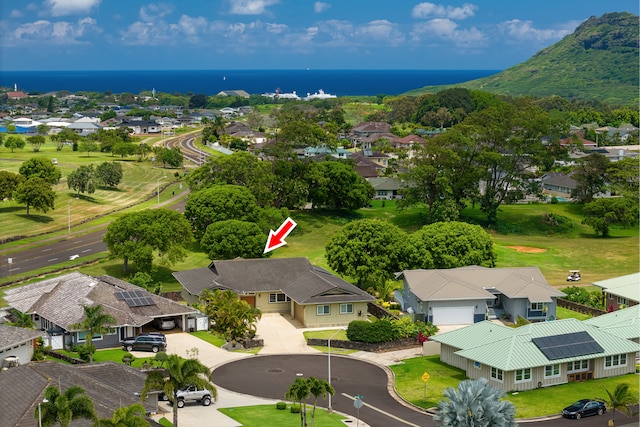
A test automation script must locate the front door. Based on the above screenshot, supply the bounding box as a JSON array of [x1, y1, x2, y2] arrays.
[[240, 295, 256, 307]]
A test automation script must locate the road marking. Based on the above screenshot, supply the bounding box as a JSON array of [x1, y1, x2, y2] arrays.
[[48, 258, 58, 262], [341, 393, 421, 427], [42, 248, 51, 252], [82, 249, 91, 253]]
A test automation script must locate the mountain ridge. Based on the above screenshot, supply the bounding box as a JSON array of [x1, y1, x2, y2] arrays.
[[406, 12, 639, 105]]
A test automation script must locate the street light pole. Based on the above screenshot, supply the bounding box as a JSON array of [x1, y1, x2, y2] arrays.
[[39, 398, 48, 427], [327, 328, 345, 413], [157, 176, 166, 205]]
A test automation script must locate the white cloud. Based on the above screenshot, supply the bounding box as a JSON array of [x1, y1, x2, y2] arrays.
[[314, 2, 331, 13], [412, 2, 478, 20], [10, 10, 23, 18], [11, 17, 99, 44], [228, 0, 279, 15], [45, 0, 101, 17], [356, 20, 404, 44], [411, 18, 486, 48], [139, 3, 174, 22], [497, 19, 574, 42], [178, 15, 208, 37], [266, 22, 289, 34]]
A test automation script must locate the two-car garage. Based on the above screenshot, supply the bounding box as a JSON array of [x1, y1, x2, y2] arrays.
[[432, 306, 475, 325]]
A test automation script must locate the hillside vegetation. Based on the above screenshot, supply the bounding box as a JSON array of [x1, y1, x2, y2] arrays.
[[407, 12, 639, 105]]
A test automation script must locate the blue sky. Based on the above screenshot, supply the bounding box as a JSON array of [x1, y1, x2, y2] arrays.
[[0, 0, 636, 71]]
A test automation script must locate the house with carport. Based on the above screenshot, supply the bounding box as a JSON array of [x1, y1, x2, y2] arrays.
[[395, 266, 565, 325], [3, 272, 202, 350], [173, 257, 375, 328], [430, 317, 639, 392]]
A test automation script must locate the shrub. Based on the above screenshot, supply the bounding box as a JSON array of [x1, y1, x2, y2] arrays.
[[122, 352, 135, 365], [276, 402, 287, 410], [77, 343, 95, 362], [290, 404, 301, 413], [347, 319, 398, 343], [515, 316, 530, 327]]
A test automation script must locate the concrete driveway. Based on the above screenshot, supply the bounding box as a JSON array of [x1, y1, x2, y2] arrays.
[[255, 313, 321, 354]]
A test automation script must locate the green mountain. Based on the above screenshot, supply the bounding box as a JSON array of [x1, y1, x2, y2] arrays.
[[407, 12, 639, 105]]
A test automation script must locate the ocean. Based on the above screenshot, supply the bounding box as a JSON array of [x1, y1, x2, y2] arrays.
[[0, 69, 499, 97]]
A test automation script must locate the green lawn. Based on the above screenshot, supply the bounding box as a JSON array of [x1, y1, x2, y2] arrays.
[[55, 348, 158, 368], [390, 356, 639, 418], [556, 307, 593, 321], [218, 405, 347, 427], [190, 331, 226, 347], [303, 329, 357, 355]]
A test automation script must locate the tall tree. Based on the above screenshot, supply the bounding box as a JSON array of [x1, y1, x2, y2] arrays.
[[307, 377, 334, 427], [79, 140, 99, 157], [582, 197, 639, 237], [142, 354, 217, 427], [35, 385, 97, 427], [69, 304, 116, 363], [596, 383, 636, 427], [200, 220, 267, 259], [285, 377, 311, 427], [92, 403, 150, 427], [0, 170, 25, 200], [103, 209, 193, 273], [307, 161, 374, 210], [435, 378, 516, 427], [325, 219, 412, 289], [27, 135, 46, 152], [68, 164, 98, 197], [96, 162, 124, 188], [571, 153, 610, 203], [4, 135, 26, 152], [19, 156, 62, 184], [14, 177, 56, 216]]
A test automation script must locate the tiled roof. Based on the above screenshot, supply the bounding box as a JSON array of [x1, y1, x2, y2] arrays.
[[592, 273, 640, 302], [399, 266, 564, 303], [0, 324, 42, 351], [4, 272, 198, 330], [434, 319, 640, 371]]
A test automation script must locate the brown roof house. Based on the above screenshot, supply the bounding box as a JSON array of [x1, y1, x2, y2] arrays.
[[4, 272, 201, 350], [395, 266, 566, 326], [173, 257, 375, 328], [0, 361, 159, 427]]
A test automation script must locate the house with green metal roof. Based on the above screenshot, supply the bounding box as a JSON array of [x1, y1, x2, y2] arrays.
[[583, 304, 640, 343], [592, 272, 639, 311], [430, 318, 639, 392], [395, 266, 565, 326]]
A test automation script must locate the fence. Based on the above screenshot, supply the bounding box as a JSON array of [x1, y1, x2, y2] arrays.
[[557, 298, 606, 317]]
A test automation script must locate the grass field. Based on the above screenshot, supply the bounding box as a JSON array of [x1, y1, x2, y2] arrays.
[[218, 405, 347, 427]]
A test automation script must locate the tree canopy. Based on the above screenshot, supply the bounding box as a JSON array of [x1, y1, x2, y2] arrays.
[[35, 385, 97, 427], [68, 164, 98, 197], [14, 177, 56, 216], [103, 208, 193, 273], [0, 170, 24, 200], [200, 220, 268, 260], [19, 156, 62, 184], [307, 161, 374, 210]]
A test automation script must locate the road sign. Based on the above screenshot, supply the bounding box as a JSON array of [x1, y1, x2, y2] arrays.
[[354, 398, 363, 409], [421, 372, 430, 382]]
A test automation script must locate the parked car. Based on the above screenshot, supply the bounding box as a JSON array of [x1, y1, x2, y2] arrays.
[[156, 318, 176, 330], [562, 399, 606, 419], [137, 331, 166, 343], [164, 385, 213, 407], [121, 334, 166, 353]]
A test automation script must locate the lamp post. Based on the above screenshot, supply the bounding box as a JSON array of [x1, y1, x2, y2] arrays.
[[157, 176, 166, 205], [327, 328, 345, 413], [38, 398, 48, 427]]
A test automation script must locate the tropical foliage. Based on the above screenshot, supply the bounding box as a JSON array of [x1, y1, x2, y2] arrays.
[[35, 385, 97, 427], [198, 289, 262, 343], [69, 304, 116, 363]]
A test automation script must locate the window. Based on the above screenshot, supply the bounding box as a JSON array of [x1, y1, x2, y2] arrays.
[[530, 302, 544, 311], [544, 364, 560, 378], [77, 331, 102, 342], [340, 303, 353, 314], [605, 354, 627, 368], [269, 293, 290, 303], [473, 361, 481, 369], [515, 368, 532, 383], [617, 296, 628, 305], [490, 367, 503, 381], [567, 360, 589, 372], [317, 305, 330, 316]]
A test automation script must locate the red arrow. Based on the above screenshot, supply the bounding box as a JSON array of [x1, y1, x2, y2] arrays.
[[264, 217, 297, 253]]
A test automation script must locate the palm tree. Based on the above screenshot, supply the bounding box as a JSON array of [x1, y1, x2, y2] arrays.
[[434, 377, 517, 427], [35, 385, 97, 427], [285, 377, 311, 427], [142, 354, 217, 427], [307, 377, 334, 427], [596, 383, 636, 427], [8, 308, 35, 328], [93, 403, 150, 427], [69, 304, 116, 363]]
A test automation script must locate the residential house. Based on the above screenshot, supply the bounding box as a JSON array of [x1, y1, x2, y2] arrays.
[[395, 266, 566, 325], [584, 304, 640, 344], [367, 177, 402, 200], [118, 120, 161, 134], [3, 272, 201, 350], [0, 324, 42, 366], [7, 91, 28, 100], [430, 317, 639, 392], [68, 117, 102, 136], [391, 134, 427, 155], [356, 132, 398, 150], [560, 136, 597, 150], [592, 273, 639, 311], [0, 361, 159, 427], [173, 257, 375, 328], [303, 145, 350, 160], [350, 150, 389, 171], [349, 121, 392, 148], [217, 89, 250, 98], [541, 172, 577, 198]]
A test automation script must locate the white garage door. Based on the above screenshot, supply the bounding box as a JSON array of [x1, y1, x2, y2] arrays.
[[432, 306, 474, 325]]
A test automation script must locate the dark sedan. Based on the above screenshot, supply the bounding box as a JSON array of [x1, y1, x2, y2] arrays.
[[562, 399, 606, 419]]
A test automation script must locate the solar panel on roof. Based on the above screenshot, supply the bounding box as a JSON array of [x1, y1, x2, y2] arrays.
[[532, 331, 604, 361], [114, 290, 155, 307]]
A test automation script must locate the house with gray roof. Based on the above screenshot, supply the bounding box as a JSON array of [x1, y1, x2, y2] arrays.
[[395, 266, 566, 326], [367, 177, 402, 200], [430, 317, 639, 392], [592, 272, 639, 312], [4, 272, 200, 350], [0, 324, 42, 366], [0, 361, 159, 427], [173, 257, 375, 328]]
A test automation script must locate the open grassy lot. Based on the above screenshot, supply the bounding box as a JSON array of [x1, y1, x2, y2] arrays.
[[390, 356, 639, 418], [218, 405, 347, 427]]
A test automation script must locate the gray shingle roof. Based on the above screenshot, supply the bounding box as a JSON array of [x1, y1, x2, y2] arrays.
[[4, 272, 198, 330], [399, 266, 565, 303], [173, 258, 374, 305], [0, 324, 42, 351]]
